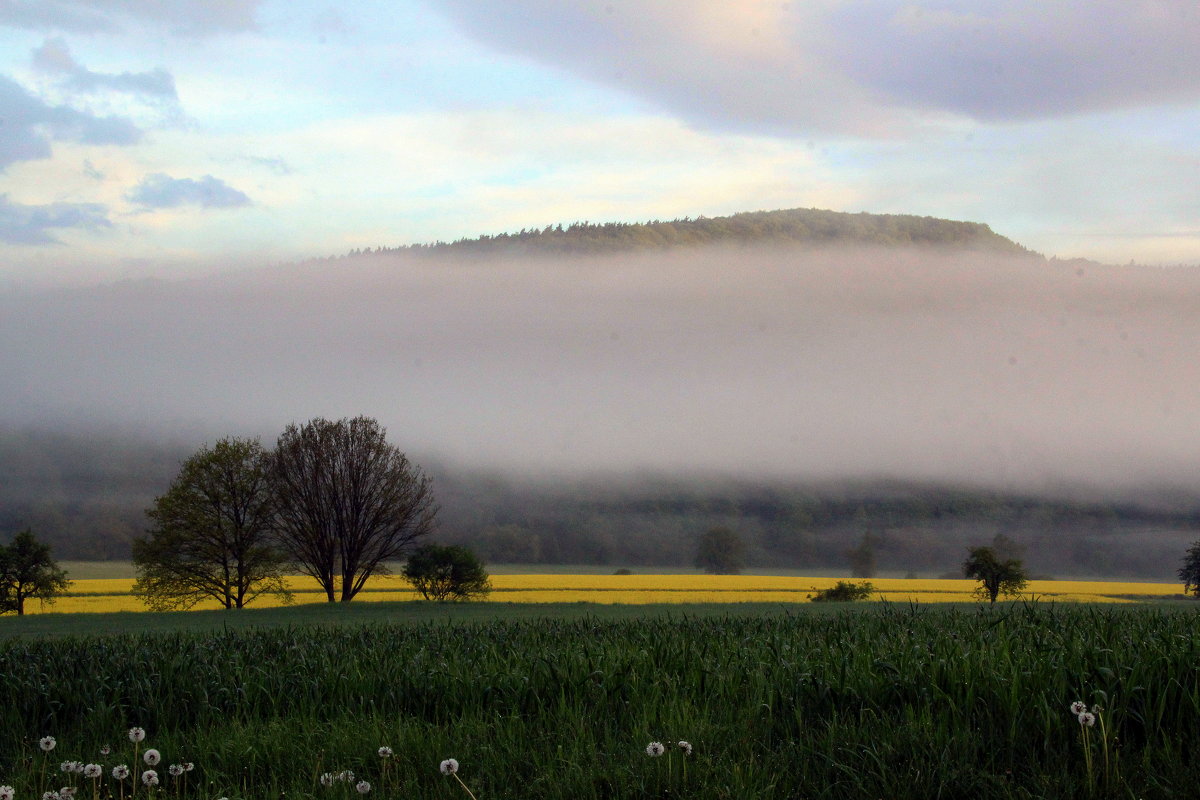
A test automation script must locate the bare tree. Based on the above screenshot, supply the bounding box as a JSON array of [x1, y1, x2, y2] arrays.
[[272, 416, 437, 602]]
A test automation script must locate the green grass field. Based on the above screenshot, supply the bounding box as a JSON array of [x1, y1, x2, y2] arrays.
[[3, 601, 1200, 799]]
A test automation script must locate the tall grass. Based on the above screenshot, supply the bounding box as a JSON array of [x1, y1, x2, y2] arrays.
[[2, 603, 1199, 798]]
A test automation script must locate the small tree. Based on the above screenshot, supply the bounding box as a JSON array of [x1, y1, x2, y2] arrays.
[[963, 546, 1028, 604], [133, 438, 291, 611], [402, 544, 491, 601], [0, 530, 71, 616], [695, 526, 745, 574], [1179, 540, 1200, 597], [845, 533, 877, 578]]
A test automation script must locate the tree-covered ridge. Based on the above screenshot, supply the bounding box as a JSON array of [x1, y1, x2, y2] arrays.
[[335, 207, 1035, 260]]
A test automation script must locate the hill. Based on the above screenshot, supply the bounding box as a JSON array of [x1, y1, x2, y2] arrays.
[[330, 207, 1036, 260]]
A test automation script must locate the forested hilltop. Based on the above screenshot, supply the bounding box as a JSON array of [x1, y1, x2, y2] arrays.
[[2, 428, 1197, 579], [327, 207, 1036, 260]]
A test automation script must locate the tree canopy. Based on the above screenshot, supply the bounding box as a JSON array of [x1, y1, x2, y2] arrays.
[[0, 529, 70, 615], [402, 543, 491, 601], [695, 526, 746, 574], [133, 438, 291, 611], [272, 416, 437, 602], [963, 546, 1028, 604]]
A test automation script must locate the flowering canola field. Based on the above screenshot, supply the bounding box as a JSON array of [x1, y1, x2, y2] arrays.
[[34, 574, 1182, 614]]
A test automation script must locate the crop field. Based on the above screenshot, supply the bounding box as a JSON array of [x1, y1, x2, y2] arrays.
[[19, 573, 1187, 614], [3, 601, 1200, 799]]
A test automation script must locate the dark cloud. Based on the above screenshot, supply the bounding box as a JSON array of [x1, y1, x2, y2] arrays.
[[32, 38, 177, 98], [0, 75, 142, 170], [429, 0, 1200, 134], [0, 194, 111, 244], [0, 0, 262, 36], [126, 173, 251, 209]]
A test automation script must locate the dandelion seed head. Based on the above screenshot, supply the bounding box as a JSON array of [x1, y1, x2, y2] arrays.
[[645, 742, 665, 757], [41, 792, 59, 800], [83, 764, 103, 780], [355, 781, 370, 795], [377, 746, 393, 759], [677, 741, 693, 756], [168, 765, 183, 778], [141, 770, 158, 787], [319, 773, 335, 787], [59, 788, 76, 799], [99, 745, 111, 756], [184, 763, 194, 772], [337, 771, 354, 783], [439, 759, 459, 775], [112, 766, 130, 781], [1078, 711, 1097, 727], [39, 736, 57, 752], [128, 728, 145, 743], [1070, 701, 1087, 716], [0, 785, 14, 800], [143, 750, 160, 766]]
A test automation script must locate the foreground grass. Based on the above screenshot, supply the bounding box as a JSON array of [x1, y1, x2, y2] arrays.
[[3, 602, 1200, 799]]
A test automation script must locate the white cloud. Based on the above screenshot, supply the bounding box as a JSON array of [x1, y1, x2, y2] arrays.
[[429, 0, 1200, 134]]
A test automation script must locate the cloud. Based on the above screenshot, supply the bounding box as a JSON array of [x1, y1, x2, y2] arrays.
[[0, 75, 141, 170], [32, 38, 177, 99], [0, 194, 111, 244], [0, 0, 262, 36], [126, 173, 251, 209], [429, 0, 1200, 135]]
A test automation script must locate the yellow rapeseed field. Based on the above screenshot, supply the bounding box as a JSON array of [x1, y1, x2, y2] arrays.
[[24, 574, 1184, 614]]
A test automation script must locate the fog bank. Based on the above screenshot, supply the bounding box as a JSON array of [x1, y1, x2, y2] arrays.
[[3, 246, 1198, 494]]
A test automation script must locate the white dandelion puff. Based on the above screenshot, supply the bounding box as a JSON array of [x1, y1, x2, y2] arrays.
[[39, 736, 57, 752], [0, 785, 14, 800], [41, 793, 59, 800], [337, 771, 354, 783], [141, 771, 158, 787], [355, 781, 371, 795], [677, 741, 693, 756], [645, 742, 665, 757], [99, 745, 111, 756], [112, 766, 130, 781], [142, 750, 160, 767], [83, 764, 103, 780], [439, 759, 459, 775], [58, 789, 76, 799], [167, 765, 183, 778], [319, 773, 335, 787], [1078, 711, 1097, 727], [377, 746, 393, 758], [183, 763, 193, 773], [1070, 700, 1087, 716], [128, 728, 145, 744]]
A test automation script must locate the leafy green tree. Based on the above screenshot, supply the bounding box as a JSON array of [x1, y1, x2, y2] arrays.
[[402, 544, 491, 601], [272, 417, 437, 602], [0, 529, 70, 615], [695, 526, 745, 574], [133, 438, 290, 611], [1178, 540, 1200, 597], [963, 546, 1028, 604]]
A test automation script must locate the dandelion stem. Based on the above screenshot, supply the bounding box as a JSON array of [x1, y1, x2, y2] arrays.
[[452, 773, 479, 800]]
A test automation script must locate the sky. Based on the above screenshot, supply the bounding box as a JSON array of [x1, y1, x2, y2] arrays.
[[1, 0, 1199, 284]]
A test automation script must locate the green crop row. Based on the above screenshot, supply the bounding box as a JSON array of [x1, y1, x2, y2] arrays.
[[2, 603, 1199, 799]]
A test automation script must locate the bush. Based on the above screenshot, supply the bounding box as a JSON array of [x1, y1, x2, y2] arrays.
[[402, 544, 491, 601], [810, 580, 875, 602]]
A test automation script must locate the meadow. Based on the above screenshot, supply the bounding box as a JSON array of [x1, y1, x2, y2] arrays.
[[18, 565, 1188, 615], [3, 596, 1200, 799]]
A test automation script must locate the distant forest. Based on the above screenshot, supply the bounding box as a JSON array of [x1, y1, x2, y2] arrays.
[[1, 428, 1196, 580], [321, 207, 1037, 261]]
